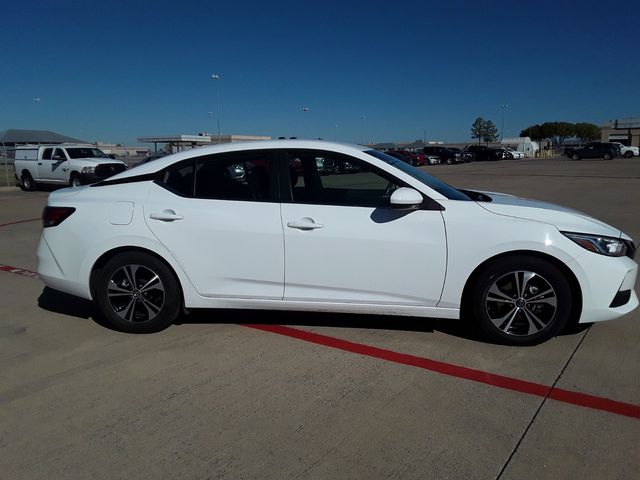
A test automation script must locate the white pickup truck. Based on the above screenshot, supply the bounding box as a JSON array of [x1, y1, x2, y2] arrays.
[[611, 142, 639, 158], [14, 144, 127, 190]]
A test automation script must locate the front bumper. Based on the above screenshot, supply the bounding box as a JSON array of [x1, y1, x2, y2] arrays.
[[571, 252, 638, 323]]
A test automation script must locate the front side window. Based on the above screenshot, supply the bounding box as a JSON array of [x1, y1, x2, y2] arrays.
[[365, 149, 471, 201], [194, 152, 278, 201], [42, 148, 53, 160], [287, 150, 402, 208], [52, 148, 67, 161]]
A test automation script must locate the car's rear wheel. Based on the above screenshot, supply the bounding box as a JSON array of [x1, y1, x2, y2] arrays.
[[603, 153, 612, 160], [94, 252, 181, 333], [21, 172, 37, 191], [468, 256, 573, 345], [571, 154, 580, 161]]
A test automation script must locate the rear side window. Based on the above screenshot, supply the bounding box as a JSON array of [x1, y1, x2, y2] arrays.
[[158, 160, 195, 197], [194, 152, 278, 201]]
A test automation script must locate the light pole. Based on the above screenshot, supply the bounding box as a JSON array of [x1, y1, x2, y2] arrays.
[[211, 74, 221, 143], [360, 115, 365, 144], [422, 128, 427, 146], [500, 104, 509, 141]]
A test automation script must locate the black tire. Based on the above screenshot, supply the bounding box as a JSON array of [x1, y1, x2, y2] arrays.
[[571, 154, 580, 161], [603, 153, 612, 160], [624, 151, 633, 158], [21, 171, 37, 191], [70, 173, 82, 187], [467, 255, 573, 345], [446, 158, 453, 165], [94, 252, 181, 333]]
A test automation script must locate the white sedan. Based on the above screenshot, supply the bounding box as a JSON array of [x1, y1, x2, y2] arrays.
[[37, 140, 638, 345]]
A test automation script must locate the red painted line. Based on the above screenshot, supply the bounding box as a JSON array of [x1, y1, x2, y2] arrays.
[[243, 324, 640, 420], [0, 264, 40, 280], [0, 217, 40, 228]]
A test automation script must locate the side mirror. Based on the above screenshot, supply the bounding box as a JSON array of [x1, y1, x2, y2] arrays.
[[108, 154, 117, 159], [390, 187, 423, 209]]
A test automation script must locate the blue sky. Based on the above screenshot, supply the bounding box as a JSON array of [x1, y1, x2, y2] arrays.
[[1, 0, 639, 145]]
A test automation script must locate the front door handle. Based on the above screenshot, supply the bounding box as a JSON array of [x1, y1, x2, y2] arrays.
[[287, 217, 324, 230], [149, 209, 184, 222]]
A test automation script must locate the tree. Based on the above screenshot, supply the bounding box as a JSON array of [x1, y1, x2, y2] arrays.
[[471, 117, 484, 145], [574, 122, 600, 142], [520, 121, 575, 148], [482, 120, 499, 143]]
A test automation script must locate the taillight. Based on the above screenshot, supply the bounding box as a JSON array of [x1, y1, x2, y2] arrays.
[[42, 206, 76, 228]]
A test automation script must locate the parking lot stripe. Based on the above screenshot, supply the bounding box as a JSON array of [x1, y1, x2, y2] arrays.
[[1, 260, 637, 420], [0, 264, 40, 279], [244, 324, 640, 420], [0, 218, 40, 228]]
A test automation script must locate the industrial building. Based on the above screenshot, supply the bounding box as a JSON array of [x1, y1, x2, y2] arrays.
[[601, 118, 640, 147]]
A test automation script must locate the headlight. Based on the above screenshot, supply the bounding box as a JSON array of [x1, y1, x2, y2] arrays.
[[81, 166, 95, 174], [562, 232, 627, 257]]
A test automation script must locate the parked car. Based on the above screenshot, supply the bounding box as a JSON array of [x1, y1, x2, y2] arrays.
[[502, 148, 525, 159], [610, 142, 639, 158], [423, 146, 463, 164], [38, 140, 637, 345], [14, 144, 127, 190], [386, 150, 419, 166], [395, 150, 426, 166], [465, 145, 502, 161], [565, 142, 620, 160], [448, 147, 473, 163]]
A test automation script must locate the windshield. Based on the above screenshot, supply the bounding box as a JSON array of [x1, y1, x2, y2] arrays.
[[365, 150, 471, 201], [65, 148, 108, 159]]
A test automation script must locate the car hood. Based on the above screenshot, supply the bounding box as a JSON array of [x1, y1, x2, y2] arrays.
[[474, 191, 622, 238], [72, 158, 126, 165]]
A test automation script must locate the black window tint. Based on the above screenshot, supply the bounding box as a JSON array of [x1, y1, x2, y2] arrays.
[[194, 152, 277, 201], [52, 148, 66, 160], [42, 148, 53, 160], [288, 150, 402, 208], [158, 160, 195, 197]]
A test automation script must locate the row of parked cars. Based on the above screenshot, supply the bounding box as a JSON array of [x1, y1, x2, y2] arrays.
[[382, 145, 527, 167]]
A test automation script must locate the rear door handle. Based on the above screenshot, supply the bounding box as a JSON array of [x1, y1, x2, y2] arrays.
[[287, 217, 324, 230], [149, 209, 184, 222]]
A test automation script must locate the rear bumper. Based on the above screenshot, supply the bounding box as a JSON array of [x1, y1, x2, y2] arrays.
[[37, 235, 92, 299]]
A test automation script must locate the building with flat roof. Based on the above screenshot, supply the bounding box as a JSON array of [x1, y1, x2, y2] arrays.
[[601, 118, 640, 147], [137, 133, 271, 153]]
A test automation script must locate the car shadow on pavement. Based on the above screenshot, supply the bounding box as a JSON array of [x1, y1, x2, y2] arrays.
[[37, 287, 589, 344]]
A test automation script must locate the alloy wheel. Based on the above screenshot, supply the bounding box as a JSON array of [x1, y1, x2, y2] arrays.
[[484, 270, 557, 336], [107, 264, 165, 323]]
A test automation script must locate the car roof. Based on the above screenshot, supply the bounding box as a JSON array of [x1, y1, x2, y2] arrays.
[[109, 139, 371, 180]]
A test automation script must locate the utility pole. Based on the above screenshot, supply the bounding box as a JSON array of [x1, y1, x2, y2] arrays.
[[500, 104, 509, 142]]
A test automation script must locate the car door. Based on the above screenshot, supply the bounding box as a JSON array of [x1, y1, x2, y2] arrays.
[[40, 147, 70, 182], [36, 147, 54, 181], [280, 149, 447, 306], [144, 150, 284, 299]]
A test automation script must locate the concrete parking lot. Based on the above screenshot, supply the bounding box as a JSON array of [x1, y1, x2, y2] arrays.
[[1, 156, 639, 480]]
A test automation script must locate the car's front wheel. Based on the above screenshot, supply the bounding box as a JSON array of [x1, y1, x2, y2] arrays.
[[624, 151, 633, 158], [571, 154, 580, 161], [94, 252, 181, 333], [468, 256, 573, 345]]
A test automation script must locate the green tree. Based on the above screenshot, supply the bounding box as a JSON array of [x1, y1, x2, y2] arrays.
[[471, 117, 484, 145], [520, 121, 576, 148], [482, 120, 499, 143], [574, 122, 600, 142]]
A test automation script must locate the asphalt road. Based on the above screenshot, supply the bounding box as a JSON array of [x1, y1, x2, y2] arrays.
[[1, 156, 639, 479]]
